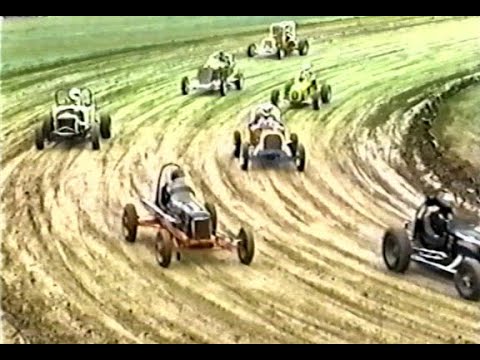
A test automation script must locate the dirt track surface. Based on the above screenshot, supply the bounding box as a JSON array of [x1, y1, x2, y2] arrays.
[[2, 17, 480, 343]]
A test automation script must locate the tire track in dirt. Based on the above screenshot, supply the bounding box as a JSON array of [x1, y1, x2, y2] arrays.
[[2, 17, 480, 343]]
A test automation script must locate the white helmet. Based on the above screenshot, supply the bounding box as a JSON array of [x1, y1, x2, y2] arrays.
[[259, 103, 275, 117], [302, 63, 312, 72], [436, 191, 455, 209], [68, 87, 82, 104]]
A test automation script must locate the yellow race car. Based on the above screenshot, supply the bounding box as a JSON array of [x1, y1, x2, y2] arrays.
[[271, 66, 332, 110]]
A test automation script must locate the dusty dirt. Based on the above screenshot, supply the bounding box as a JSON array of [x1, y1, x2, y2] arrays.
[[1, 17, 480, 343]]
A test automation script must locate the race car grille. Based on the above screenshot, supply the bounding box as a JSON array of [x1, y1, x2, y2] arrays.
[[57, 118, 75, 130], [193, 219, 211, 240], [198, 68, 213, 84], [264, 134, 282, 150]]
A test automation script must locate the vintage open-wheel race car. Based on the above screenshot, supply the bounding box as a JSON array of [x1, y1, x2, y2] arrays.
[[122, 163, 255, 268]]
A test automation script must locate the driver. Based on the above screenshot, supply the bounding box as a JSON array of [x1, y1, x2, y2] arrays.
[[423, 191, 455, 248], [163, 169, 195, 216], [68, 87, 83, 105], [207, 51, 232, 68], [298, 63, 313, 83], [248, 103, 284, 145], [249, 103, 283, 129]]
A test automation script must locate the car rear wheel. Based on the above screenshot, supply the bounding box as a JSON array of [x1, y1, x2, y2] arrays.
[[241, 142, 250, 171], [91, 124, 100, 150], [204, 202, 217, 236], [298, 39, 309, 56], [296, 143, 306, 172], [247, 43, 257, 57], [233, 130, 242, 158], [42, 115, 53, 141], [312, 92, 321, 110], [271, 89, 281, 107], [220, 81, 228, 97], [156, 229, 173, 268], [100, 114, 112, 139], [35, 127, 44, 150], [181, 76, 190, 95], [382, 228, 412, 273], [235, 73, 244, 90], [290, 133, 299, 156], [122, 204, 138, 243], [321, 84, 332, 104], [237, 227, 255, 265], [454, 258, 480, 301]]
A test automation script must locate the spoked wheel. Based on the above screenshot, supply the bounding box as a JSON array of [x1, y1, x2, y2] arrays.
[[454, 258, 480, 301], [122, 204, 138, 243], [156, 229, 173, 268], [382, 228, 412, 273], [237, 227, 255, 265]]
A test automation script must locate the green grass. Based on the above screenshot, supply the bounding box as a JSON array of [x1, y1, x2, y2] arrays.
[[1, 16, 355, 74], [433, 84, 480, 168]]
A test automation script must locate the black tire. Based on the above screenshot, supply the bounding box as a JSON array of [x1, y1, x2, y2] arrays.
[[382, 228, 412, 273], [277, 47, 285, 60], [181, 76, 190, 95], [35, 127, 44, 150], [454, 258, 480, 301], [312, 92, 321, 110], [233, 130, 242, 158], [284, 79, 294, 98], [156, 229, 173, 268], [99, 114, 112, 139], [247, 43, 257, 58], [298, 39, 309, 56], [122, 204, 138, 243], [42, 115, 53, 141], [235, 73, 244, 90], [290, 133, 299, 156], [237, 227, 255, 265], [296, 143, 306, 172], [91, 125, 100, 150], [241, 143, 250, 171], [204, 202, 217, 236], [271, 89, 281, 107], [311, 79, 318, 92], [220, 81, 227, 97], [321, 84, 332, 104]]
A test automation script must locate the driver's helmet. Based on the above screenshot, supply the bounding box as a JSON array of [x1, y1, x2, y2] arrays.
[[68, 87, 82, 105], [258, 103, 276, 119], [435, 191, 455, 212], [218, 51, 227, 62], [171, 168, 185, 181]]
